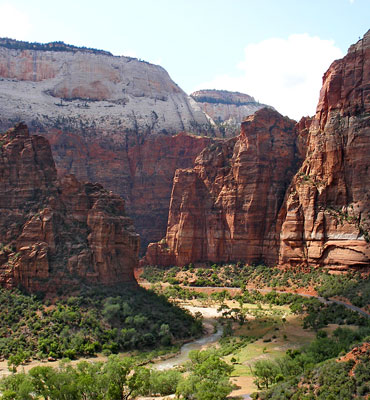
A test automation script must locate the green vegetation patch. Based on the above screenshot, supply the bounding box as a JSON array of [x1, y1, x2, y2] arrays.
[[142, 263, 370, 309], [0, 349, 235, 400], [0, 286, 202, 361]]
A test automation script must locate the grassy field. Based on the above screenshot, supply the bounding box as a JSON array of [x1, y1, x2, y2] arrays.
[[224, 305, 312, 394], [177, 298, 356, 396]]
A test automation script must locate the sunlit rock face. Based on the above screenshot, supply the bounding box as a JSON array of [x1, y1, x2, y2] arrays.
[[0, 123, 139, 293], [0, 38, 213, 249], [145, 31, 370, 271], [276, 30, 370, 271], [144, 108, 299, 266]]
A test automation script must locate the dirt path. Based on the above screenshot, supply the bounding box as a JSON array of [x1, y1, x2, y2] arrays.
[[1, 285, 368, 398]]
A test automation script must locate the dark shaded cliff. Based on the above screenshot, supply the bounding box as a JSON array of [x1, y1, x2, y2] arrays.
[[0, 123, 139, 293]]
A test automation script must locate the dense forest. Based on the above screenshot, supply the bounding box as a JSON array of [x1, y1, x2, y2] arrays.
[[0, 286, 202, 362]]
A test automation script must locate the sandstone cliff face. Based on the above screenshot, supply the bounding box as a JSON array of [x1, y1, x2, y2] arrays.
[[41, 129, 213, 251], [145, 108, 299, 266], [0, 39, 212, 249], [276, 30, 370, 270], [191, 89, 271, 137], [0, 39, 209, 135], [146, 31, 370, 270], [0, 123, 139, 292]]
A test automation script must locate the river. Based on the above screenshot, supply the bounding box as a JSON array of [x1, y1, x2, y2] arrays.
[[154, 305, 224, 370]]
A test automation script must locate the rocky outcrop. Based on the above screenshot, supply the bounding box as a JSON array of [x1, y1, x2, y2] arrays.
[[0, 123, 139, 293], [0, 38, 213, 249], [145, 108, 299, 266], [276, 30, 370, 270], [191, 89, 271, 137], [145, 31, 370, 271]]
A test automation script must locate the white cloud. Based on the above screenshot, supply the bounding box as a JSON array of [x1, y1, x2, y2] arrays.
[[194, 34, 343, 120], [0, 3, 31, 40]]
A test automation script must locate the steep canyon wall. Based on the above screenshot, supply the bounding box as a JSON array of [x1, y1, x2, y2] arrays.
[[145, 31, 370, 270]]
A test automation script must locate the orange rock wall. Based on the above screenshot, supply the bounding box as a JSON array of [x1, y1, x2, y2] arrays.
[[145, 108, 299, 266], [145, 31, 370, 270], [39, 129, 212, 251], [276, 31, 370, 270]]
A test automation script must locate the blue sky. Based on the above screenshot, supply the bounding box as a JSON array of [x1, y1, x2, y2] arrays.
[[0, 0, 369, 119]]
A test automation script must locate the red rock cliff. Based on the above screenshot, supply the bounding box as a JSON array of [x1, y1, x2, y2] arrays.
[[0, 123, 139, 292], [42, 130, 212, 251], [276, 30, 370, 270], [145, 108, 299, 266], [145, 30, 370, 270]]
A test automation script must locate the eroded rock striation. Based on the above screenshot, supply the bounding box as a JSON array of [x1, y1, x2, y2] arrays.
[[0, 38, 209, 134], [191, 89, 271, 137], [145, 108, 299, 266], [0, 39, 212, 249], [277, 30, 370, 270], [43, 129, 213, 251], [145, 30, 370, 270], [0, 123, 139, 293]]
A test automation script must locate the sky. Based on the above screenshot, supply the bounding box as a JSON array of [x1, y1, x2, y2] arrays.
[[0, 0, 369, 120]]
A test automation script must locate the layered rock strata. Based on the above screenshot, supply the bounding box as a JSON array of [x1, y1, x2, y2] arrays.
[[0, 123, 139, 292], [276, 30, 370, 270], [145, 31, 370, 270], [0, 39, 213, 249], [0, 38, 209, 135], [145, 108, 299, 266]]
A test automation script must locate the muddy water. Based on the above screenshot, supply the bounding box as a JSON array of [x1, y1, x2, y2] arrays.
[[154, 305, 224, 370], [154, 320, 223, 370]]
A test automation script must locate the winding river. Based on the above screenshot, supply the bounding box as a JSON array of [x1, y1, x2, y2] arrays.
[[154, 305, 224, 370], [1, 286, 368, 397]]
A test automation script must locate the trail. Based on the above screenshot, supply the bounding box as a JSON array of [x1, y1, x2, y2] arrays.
[[177, 285, 370, 318]]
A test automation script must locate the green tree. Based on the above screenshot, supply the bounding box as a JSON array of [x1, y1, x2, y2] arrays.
[[176, 350, 234, 400], [149, 369, 182, 396], [0, 373, 34, 400], [103, 355, 134, 400], [253, 360, 280, 389]]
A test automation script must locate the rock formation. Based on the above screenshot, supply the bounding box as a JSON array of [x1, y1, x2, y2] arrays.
[[0, 38, 209, 135], [145, 108, 299, 266], [191, 89, 271, 137], [43, 129, 213, 251], [145, 30, 370, 270], [0, 123, 139, 293], [276, 30, 370, 270], [0, 38, 213, 249]]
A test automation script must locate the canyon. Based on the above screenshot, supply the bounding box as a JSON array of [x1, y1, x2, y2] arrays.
[[145, 30, 370, 270], [0, 40, 274, 252], [0, 38, 214, 250], [0, 31, 369, 275], [0, 123, 139, 292]]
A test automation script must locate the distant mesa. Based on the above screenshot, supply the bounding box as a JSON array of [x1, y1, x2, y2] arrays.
[[190, 89, 272, 137], [191, 89, 257, 105]]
